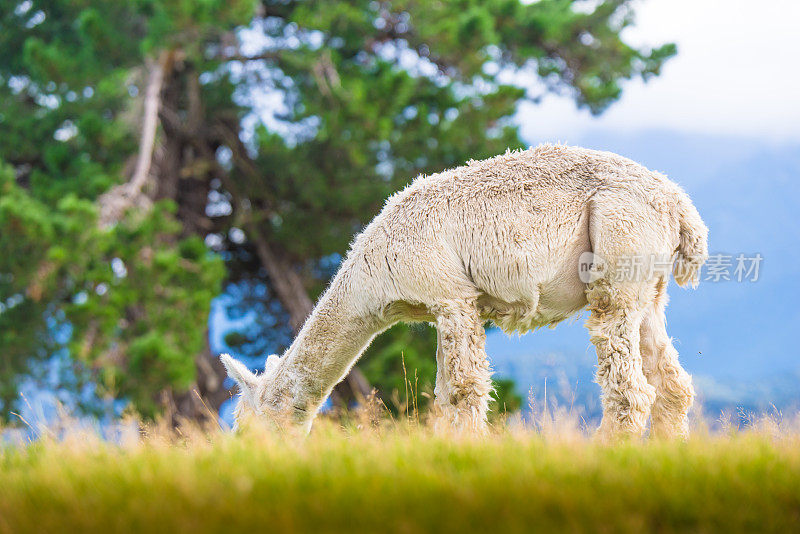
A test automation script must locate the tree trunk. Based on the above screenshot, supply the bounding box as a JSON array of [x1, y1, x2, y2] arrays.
[[134, 55, 371, 422], [98, 52, 168, 228]]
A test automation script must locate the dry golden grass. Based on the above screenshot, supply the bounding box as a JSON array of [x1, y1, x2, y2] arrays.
[[2, 400, 800, 533]]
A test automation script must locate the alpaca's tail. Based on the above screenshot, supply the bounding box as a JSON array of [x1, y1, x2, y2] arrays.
[[672, 189, 708, 288]]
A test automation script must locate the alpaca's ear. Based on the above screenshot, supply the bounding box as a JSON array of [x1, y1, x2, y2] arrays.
[[264, 354, 281, 374], [220, 354, 258, 393]]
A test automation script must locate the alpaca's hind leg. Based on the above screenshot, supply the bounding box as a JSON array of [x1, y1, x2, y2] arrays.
[[433, 300, 493, 433], [640, 283, 695, 439], [585, 280, 656, 441]]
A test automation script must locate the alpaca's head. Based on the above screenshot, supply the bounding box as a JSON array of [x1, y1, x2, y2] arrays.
[[220, 353, 286, 430]]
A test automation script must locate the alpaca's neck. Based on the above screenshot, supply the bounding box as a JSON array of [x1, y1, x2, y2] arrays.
[[274, 272, 384, 413]]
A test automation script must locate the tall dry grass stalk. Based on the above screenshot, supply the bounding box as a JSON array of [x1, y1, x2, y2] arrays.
[[5, 387, 800, 450]]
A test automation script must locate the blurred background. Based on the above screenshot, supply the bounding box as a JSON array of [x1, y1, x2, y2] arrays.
[[1, 0, 797, 429]]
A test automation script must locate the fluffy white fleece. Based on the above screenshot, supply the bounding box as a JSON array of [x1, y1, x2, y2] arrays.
[[222, 144, 708, 440]]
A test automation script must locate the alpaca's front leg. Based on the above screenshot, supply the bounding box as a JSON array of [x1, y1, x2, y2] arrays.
[[433, 301, 493, 433]]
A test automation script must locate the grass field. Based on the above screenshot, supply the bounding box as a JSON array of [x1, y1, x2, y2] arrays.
[[2, 412, 800, 533]]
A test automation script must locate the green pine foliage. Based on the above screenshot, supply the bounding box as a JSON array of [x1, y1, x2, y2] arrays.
[[0, 168, 224, 417], [0, 0, 675, 420]]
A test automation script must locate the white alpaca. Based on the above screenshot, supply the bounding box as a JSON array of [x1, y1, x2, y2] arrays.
[[221, 144, 708, 439]]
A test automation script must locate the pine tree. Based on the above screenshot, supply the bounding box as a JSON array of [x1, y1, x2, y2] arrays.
[[0, 0, 675, 421]]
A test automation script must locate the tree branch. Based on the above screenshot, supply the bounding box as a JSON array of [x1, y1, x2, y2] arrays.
[[216, 52, 283, 63], [130, 52, 167, 192], [98, 51, 171, 227]]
